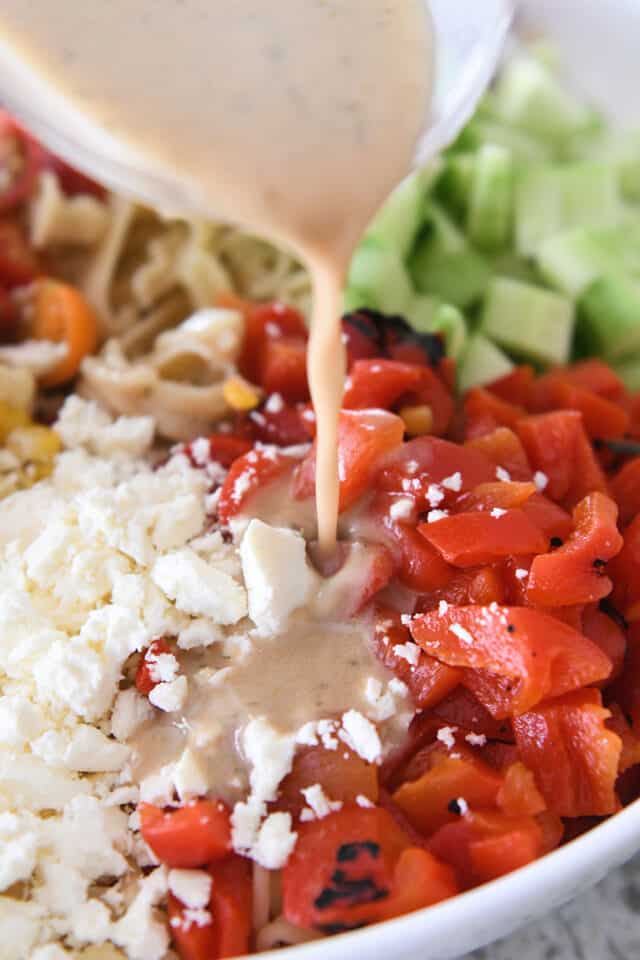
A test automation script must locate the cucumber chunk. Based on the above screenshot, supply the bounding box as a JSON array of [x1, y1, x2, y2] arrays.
[[480, 276, 574, 367], [578, 274, 640, 362], [347, 239, 413, 315], [494, 55, 592, 144], [458, 334, 514, 393], [409, 205, 491, 309], [409, 295, 467, 360], [435, 154, 475, 223], [615, 357, 640, 392], [365, 164, 440, 259], [467, 144, 514, 253], [515, 163, 622, 256]]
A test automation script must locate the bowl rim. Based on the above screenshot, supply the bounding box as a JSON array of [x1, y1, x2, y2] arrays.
[[258, 797, 640, 959]]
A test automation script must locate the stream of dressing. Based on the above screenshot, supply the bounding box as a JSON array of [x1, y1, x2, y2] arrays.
[[0, 0, 434, 553]]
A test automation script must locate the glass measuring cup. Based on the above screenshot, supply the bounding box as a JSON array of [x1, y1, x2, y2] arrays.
[[0, 0, 514, 219]]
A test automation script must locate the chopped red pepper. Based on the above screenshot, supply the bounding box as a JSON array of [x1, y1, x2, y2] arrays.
[[527, 492, 623, 606], [139, 800, 231, 869], [410, 604, 612, 718], [513, 690, 622, 816]]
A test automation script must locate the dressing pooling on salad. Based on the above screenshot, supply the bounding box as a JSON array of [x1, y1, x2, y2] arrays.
[[0, 0, 435, 553]]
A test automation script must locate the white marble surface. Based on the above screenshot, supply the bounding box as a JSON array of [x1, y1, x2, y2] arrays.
[[463, 856, 640, 960]]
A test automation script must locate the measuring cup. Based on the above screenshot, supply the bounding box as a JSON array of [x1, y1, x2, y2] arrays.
[[0, 0, 514, 218]]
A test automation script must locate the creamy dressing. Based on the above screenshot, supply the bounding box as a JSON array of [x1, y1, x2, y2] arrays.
[[130, 613, 404, 803], [0, 0, 434, 550]]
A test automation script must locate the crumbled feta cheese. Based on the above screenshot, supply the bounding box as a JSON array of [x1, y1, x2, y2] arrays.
[[295, 722, 319, 747], [178, 617, 224, 650], [515, 567, 529, 581], [253, 812, 298, 869], [147, 651, 179, 684], [400, 613, 412, 626], [426, 484, 445, 508], [495, 466, 511, 482], [240, 519, 314, 634], [442, 471, 462, 492], [300, 783, 342, 820], [243, 717, 295, 803], [149, 676, 188, 712], [173, 747, 209, 801], [111, 866, 169, 960], [0, 696, 45, 748], [111, 689, 154, 741], [438, 600, 449, 617], [0, 812, 38, 890], [465, 732, 487, 747], [436, 726, 457, 750], [388, 677, 409, 699], [389, 497, 414, 522], [533, 470, 548, 492], [364, 678, 397, 722], [265, 392, 284, 414], [339, 710, 382, 764], [168, 869, 212, 909], [449, 623, 474, 645], [356, 794, 375, 808], [393, 642, 420, 666], [152, 547, 247, 624], [63, 724, 130, 772], [490, 507, 507, 518], [426, 509, 449, 523]]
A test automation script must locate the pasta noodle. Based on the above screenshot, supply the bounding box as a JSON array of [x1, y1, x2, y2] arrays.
[[80, 297, 247, 440], [255, 916, 321, 952], [29, 170, 110, 249], [252, 864, 272, 934]]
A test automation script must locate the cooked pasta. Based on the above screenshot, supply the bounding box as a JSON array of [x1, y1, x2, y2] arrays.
[[19, 172, 312, 438]]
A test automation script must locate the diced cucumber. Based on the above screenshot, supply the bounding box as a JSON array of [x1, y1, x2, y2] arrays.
[[566, 128, 640, 202], [535, 228, 618, 299], [470, 117, 556, 165], [494, 55, 592, 144], [347, 239, 413, 315], [435, 154, 475, 223], [458, 334, 514, 393], [467, 144, 514, 253], [480, 276, 574, 367], [429, 303, 468, 360], [515, 162, 622, 256], [342, 287, 371, 314], [408, 295, 467, 360], [490, 252, 540, 286], [615, 357, 640, 393], [365, 164, 440, 259], [409, 204, 491, 309], [578, 274, 640, 362], [407, 293, 439, 330]]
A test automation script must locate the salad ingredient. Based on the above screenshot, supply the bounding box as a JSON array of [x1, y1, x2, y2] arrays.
[[346, 49, 640, 394], [31, 280, 98, 386], [480, 277, 574, 368], [139, 801, 231, 869]]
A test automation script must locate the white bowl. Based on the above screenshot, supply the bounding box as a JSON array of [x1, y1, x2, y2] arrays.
[[261, 3, 640, 957]]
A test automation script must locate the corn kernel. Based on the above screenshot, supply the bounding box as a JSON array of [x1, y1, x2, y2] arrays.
[[0, 402, 30, 443], [399, 404, 434, 437], [7, 425, 62, 463], [223, 376, 261, 411]]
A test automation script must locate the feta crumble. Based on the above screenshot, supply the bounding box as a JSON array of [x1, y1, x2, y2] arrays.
[[449, 623, 475, 645], [441, 471, 462, 492], [533, 470, 549, 492], [436, 726, 458, 750]]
